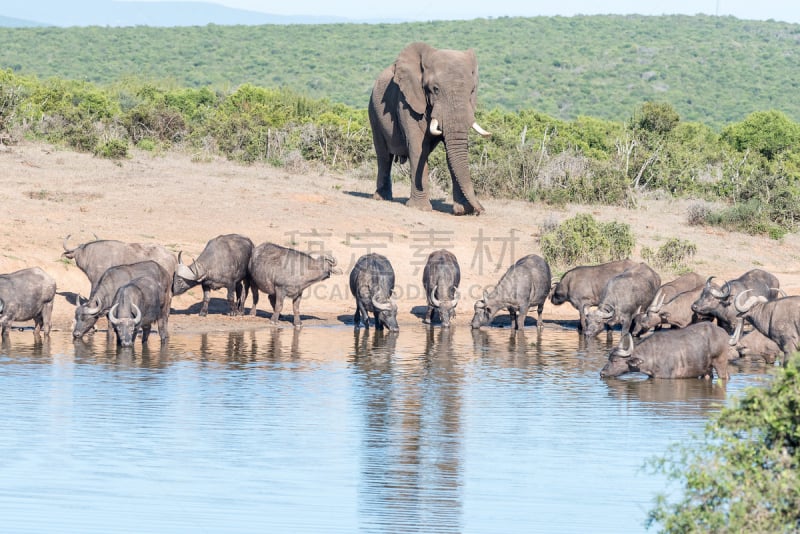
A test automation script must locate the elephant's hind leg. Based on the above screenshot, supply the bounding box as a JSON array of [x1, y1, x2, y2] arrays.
[[373, 152, 394, 201]]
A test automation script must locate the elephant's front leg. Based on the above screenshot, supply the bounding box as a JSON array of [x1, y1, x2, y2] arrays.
[[405, 143, 433, 211]]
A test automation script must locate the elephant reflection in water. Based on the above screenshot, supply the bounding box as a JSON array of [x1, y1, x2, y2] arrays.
[[352, 326, 464, 531]]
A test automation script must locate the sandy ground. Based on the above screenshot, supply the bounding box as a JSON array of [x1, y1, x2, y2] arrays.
[[2, 140, 800, 335]]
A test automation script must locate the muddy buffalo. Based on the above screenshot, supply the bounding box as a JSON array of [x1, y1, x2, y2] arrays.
[[550, 259, 636, 332], [109, 275, 171, 347], [471, 254, 551, 330], [62, 235, 177, 287], [349, 253, 398, 332], [0, 267, 56, 337], [732, 290, 800, 367], [249, 242, 342, 327], [600, 322, 732, 380], [73, 260, 171, 340], [422, 249, 461, 328], [173, 234, 254, 316], [584, 262, 661, 338], [691, 269, 780, 334]]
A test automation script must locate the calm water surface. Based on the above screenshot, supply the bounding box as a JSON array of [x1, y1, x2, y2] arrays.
[[0, 324, 772, 533]]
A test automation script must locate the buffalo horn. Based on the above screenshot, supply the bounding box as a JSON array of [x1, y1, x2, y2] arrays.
[[131, 303, 142, 324], [598, 306, 614, 319], [734, 289, 767, 314], [616, 333, 634, 357], [647, 289, 664, 312], [472, 122, 491, 138], [453, 287, 461, 306], [0, 297, 4, 314], [707, 276, 729, 299], [108, 304, 120, 326], [729, 318, 744, 346], [84, 297, 102, 316], [430, 285, 441, 307], [372, 292, 393, 312], [175, 251, 198, 280]]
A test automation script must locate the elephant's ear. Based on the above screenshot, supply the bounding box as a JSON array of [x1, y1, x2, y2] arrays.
[[468, 48, 479, 111], [393, 42, 432, 115]]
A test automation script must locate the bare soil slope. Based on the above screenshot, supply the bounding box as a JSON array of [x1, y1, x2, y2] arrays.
[[2, 141, 800, 334]]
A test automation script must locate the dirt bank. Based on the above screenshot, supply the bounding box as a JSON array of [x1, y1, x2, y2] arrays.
[[2, 141, 799, 335]]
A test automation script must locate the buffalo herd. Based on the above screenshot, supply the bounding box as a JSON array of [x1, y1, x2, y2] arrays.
[[1, 233, 796, 379]]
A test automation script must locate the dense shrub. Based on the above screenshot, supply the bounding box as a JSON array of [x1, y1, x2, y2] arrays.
[[648, 356, 800, 532], [539, 213, 635, 268], [721, 110, 800, 160], [640, 238, 697, 271]]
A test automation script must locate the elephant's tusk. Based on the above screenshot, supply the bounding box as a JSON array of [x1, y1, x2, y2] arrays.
[[429, 119, 443, 136], [472, 122, 491, 137]]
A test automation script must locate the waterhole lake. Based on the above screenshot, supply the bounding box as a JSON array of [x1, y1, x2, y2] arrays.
[[0, 323, 772, 533]]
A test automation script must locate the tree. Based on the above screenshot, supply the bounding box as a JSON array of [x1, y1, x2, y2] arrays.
[[647, 355, 800, 532]]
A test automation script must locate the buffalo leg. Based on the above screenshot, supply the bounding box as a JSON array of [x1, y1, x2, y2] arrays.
[[41, 299, 53, 336], [249, 285, 259, 316], [157, 315, 169, 345], [536, 304, 545, 330], [373, 311, 383, 331], [516, 306, 530, 330], [269, 292, 282, 325], [200, 283, 211, 316], [423, 305, 434, 324], [291, 295, 303, 328], [355, 302, 369, 329], [226, 283, 238, 316]]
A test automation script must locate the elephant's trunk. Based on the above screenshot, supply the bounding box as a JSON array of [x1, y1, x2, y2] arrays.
[[444, 132, 483, 215]]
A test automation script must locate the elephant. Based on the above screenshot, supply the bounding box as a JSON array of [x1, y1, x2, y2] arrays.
[[368, 42, 491, 216]]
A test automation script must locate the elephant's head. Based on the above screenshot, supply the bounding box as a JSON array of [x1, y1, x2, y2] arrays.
[[393, 42, 490, 215]]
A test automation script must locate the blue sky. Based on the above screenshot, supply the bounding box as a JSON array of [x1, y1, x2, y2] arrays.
[[132, 0, 800, 24]]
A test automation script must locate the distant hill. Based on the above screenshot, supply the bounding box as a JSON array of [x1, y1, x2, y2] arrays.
[[0, 16, 44, 27], [0, 0, 357, 27], [2, 15, 799, 127]]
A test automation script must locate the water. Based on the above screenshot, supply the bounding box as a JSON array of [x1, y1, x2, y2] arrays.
[[0, 325, 773, 533]]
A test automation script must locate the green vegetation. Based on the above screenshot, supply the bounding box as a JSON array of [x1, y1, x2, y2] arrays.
[[539, 214, 634, 268], [648, 357, 800, 532], [641, 238, 697, 272], [2, 68, 799, 237], [2, 16, 800, 128]]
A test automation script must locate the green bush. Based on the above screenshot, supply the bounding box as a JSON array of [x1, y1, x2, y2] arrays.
[[539, 213, 635, 268], [640, 238, 697, 271], [648, 355, 800, 532], [721, 110, 800, 160], [93, 138, 128, 159]]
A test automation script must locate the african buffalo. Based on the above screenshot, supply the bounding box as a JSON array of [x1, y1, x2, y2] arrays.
[[600, 322, 732, 380], [73, 260, 171, 340], [62, 235, 177, 287], [550, 259, 637, 332], [631, 285, 705, 336], [422, 249, 461, 328], [0, 267, 56, 337], [691, 269, 780, 334], [732, 290, 800, 366], [734, 328, 781, 364], [584, 262, 661, 338], [109, 275, 171, 347], [471, 254, 551, 330], [349, 253, 399, 332], [249, 242, 342, 327], [173, 234, 254, 316]]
